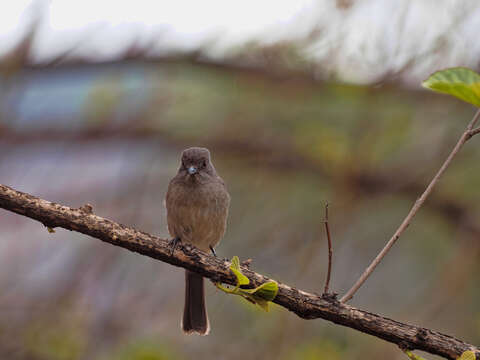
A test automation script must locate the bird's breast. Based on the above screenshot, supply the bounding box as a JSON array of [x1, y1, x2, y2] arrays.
[[166, 178, 230, 251]]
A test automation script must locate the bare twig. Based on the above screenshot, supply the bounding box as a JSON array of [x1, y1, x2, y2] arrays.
[[323, 203, 333, 294], [467, 126, 480, 139], [0, 183, 478, 359], [340, 108, 480, 303]]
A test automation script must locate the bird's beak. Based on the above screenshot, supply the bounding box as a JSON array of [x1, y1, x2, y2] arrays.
[[188, 166, 197, 175]]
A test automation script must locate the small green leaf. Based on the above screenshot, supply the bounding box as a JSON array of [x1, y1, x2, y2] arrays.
[[238, 280, 278, 312], [231, 267, 249, 286], [403, 350, 427, 360], [422, 67, 480, 107], [215, 256, 278, 311], [242, 281, 279, 302], [251, 297, 270, 312], [231, 255, 241, 270], [458, 351, 476, 360], [255, 281, 279, 301], [230, 256, 249, 286]]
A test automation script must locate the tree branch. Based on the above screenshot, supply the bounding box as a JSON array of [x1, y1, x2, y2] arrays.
[[341, 108, 480, 303], [0, 183, 478, 360]]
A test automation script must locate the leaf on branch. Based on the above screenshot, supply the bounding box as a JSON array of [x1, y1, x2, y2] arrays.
[[403, 350, 427, 360], [216, 256, 279, 311], [422, 67, 480, 107], [230, 255, 249, 286], [457, 351, 476, 360]]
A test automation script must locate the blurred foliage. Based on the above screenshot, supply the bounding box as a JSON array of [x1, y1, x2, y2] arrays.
[[103, 340, 182, 360], [282, 339, 346, 360], [24, 306, 88, 360], [0, 58, 479, 360]]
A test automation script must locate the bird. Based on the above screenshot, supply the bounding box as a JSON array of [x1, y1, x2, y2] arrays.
[[165, 147, 230, 335]]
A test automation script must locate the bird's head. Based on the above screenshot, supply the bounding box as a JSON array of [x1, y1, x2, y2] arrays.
[[178, 147, 216, 180]]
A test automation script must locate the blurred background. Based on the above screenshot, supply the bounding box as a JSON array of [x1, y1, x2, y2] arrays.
[[0, 1, 479, 359]]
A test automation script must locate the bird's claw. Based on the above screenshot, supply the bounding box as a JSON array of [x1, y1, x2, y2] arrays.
[[169, 237, 181, 256], [209, 245, 217, 257]]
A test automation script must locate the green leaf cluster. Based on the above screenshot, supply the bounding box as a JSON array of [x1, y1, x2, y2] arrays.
[[216, 256, 278, 311]]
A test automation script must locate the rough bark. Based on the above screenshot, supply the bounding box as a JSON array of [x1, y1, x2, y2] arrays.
[[0, 183, 478, 360]]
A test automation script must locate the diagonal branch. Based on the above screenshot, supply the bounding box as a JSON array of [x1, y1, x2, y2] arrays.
[[340, 108, 480, 303], [0, 183, 478, 360]]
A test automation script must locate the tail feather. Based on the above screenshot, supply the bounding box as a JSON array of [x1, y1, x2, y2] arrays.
[[183, 270, 209, 335]]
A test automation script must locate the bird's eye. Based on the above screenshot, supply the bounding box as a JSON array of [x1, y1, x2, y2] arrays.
[[202, 160, 207, 167]]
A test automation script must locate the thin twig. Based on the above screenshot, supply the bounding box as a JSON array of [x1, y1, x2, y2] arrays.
[[467, 126, 480, 139], [340, 108, 480, 303], [323, 202, 333, 294]]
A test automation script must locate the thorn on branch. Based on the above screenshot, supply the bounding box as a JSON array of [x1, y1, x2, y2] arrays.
[[415, 328, 428, 341], [78, 203, 93, 214], [42, 221, 56, 233], [398, 341, 413, 352], [241, 258, 253, 268], [321, 292, 338, 302]]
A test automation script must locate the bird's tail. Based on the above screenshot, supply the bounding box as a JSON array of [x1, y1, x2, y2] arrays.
[[182, 270, 209, 335]]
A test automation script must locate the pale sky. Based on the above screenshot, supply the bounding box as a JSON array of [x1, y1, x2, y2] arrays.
[[1, 0, 480, 84]]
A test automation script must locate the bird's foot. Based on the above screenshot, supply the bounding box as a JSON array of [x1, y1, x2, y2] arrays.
[[169, 237, 181, 256], [209, 245, 217, 257]]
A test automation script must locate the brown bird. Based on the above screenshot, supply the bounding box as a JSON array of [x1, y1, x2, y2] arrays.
[[166, 147, 230, 335]]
